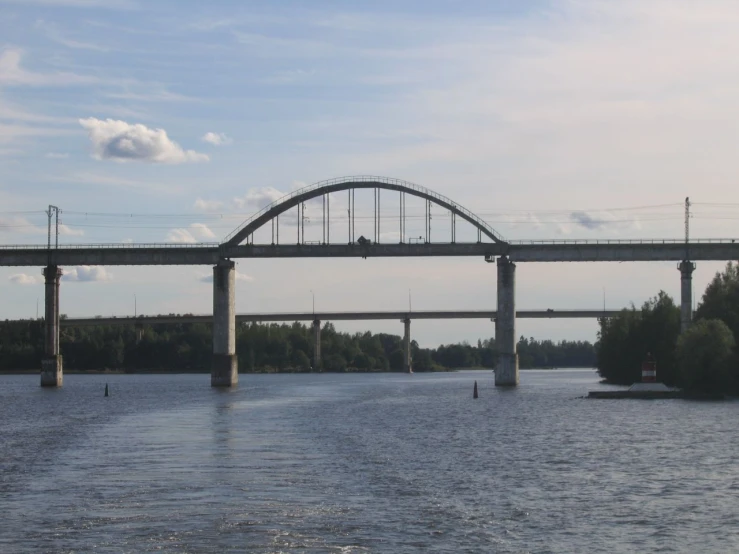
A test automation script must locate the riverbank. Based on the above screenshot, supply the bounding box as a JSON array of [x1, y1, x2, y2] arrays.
[[0, 365, 595, 375]]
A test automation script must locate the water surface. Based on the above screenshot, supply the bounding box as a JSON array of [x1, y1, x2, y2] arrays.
[[1, 370, 737, 553]]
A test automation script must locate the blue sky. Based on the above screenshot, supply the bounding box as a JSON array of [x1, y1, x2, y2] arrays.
[[1, 0, 737, 346]]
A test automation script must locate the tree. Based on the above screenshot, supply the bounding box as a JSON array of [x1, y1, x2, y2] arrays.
[[677, 319, 735, 393], [0, 317, 594, 375], [323, 353, 347, 372], [290, 350, 311, 371], [695, 262, 739, 344], [412, 349, 436, 372], [596, 292, 680, 385], [351, 353, 373, 370], [388, 349, 405, 371]]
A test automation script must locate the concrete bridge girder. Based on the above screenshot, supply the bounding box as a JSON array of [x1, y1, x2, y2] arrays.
[[679, 260, 696, 333], [2, 241, 739, 266], [495, 257, 518, 386], [402, 318, 412, 373], [41, 265, 63, 387], [312, 319, 321, 370], [212, 260, 237, 387]]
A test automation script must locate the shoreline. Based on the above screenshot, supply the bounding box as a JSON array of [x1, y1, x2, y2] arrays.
[[0, 366, 596, 375]]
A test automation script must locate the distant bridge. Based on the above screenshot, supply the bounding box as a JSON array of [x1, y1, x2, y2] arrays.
[[59, 309, 621, 327]]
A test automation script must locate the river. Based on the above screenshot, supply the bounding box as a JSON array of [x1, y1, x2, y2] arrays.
[[1, 370, 737, 553]]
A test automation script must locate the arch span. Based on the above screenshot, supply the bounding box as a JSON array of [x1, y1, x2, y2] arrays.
[[223, 176, 506, 246]]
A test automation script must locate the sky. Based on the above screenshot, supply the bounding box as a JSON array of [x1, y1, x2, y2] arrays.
[[1, 0, 738, 347]]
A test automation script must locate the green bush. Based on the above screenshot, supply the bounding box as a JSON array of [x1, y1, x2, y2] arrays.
[[677, 319, 735, 393], [596, 292, 680, 385]]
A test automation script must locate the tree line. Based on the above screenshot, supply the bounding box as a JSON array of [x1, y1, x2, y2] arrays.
[[597, 262, 739, 394], [0, 319, 595, 372]]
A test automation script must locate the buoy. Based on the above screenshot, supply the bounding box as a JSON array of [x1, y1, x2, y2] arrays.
[[642, 352, 657, 383], [104, 383, 109, 397], [473, 381, 479, 399]]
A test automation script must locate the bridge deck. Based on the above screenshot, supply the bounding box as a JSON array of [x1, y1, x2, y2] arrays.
[[0, 240, 736, 266], [51, 309, 623, 326]]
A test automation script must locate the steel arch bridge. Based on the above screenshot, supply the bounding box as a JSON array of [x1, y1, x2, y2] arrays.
[[222, 176, 506, 246]]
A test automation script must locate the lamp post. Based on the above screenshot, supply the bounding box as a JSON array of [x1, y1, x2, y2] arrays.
[[310, 290, 315, 315]]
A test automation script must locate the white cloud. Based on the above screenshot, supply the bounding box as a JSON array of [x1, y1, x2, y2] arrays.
[[0, 215, 83, 237], [194, 198, 224, 212], [59, 224, 85, 236], [233, 187, 285, 210], [60, 171, 181, 194], [0, 96, 69, 124], [0, 48, 98, 87], [79, 117, 209, 164], [45, 152, 69, 159], [167, 228, 196, 243], [0, 121, 72, 145], [167, 223, 216, 243], [104, 90, 197, 103], [63, 266, 112, 282], [34, 20, 109, 51], [494, 213, 544, 234], [9, 273, 38, 285], [190, 223, 216, 239], [202, 132, 232, 146], [0, 215, 39, 234]]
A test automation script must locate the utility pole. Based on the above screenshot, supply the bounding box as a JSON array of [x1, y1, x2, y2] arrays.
[[684, 196, 691, 260], [46, 205, 60, 249], [684, 197, 690, 244]]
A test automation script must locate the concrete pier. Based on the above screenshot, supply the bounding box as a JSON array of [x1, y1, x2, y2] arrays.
[[679, 260, 695, 333], [402, 318, 412, 372], [41, 265, 63, 387], [495, 256, 519, 386], [212, 260, 237, 387], [312, 319, 321, 369]]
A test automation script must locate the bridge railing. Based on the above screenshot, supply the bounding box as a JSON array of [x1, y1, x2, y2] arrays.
[[0, 242, 221, 250], [507, 238, 738, 245], [221, 175, 505, 244], [0, 238, 737, 250]]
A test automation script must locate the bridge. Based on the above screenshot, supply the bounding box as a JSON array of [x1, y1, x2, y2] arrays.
[[50, 309, 620, 375], [59, 309, 622, 326], [0, 176, 721, 388], [1, 239, 737, 265]]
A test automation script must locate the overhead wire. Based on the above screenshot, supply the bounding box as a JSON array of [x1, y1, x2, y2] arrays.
[[5, 199, 735, 241]]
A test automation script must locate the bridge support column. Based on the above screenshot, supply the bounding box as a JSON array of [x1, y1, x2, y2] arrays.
[[679, 260, 696, 334], [41, 265, 63, 387], [312, 319, 321, 370], [212, 260, 237, 387], [496, 256, 518, 386], [403, 318, 412, 373]]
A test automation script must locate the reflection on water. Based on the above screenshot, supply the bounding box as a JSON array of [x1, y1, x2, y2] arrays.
[[1, 370, 738, 553]]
